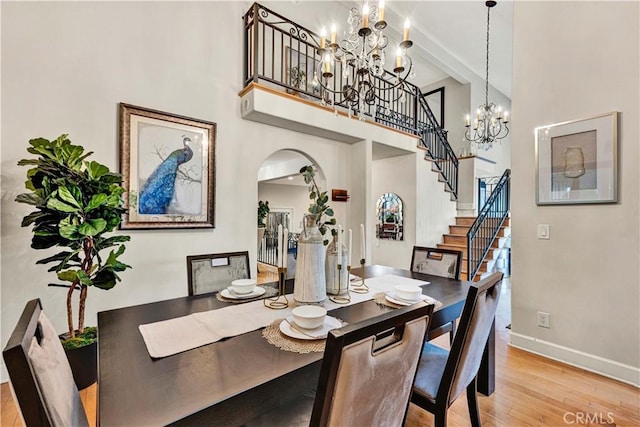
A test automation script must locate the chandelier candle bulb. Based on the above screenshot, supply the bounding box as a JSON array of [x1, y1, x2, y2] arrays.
[[330, 24, 337, 44], [320, 27, 326, 49], [395, 47, 402, 69], [403, 19, 411, 41], [504, 111, 509, 122], [465, 115, 471, 127], [378, 0, 385, 22], [362, 4, 369, 28]]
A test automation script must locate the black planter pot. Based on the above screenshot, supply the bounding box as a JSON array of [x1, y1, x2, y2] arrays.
[[61, 337, 97, 390]]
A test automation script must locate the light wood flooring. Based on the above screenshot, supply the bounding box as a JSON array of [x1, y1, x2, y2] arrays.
[[1, 279, 638, 426]]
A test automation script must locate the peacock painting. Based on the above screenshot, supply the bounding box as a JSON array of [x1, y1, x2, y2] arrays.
[[138, 136, 194, 215]]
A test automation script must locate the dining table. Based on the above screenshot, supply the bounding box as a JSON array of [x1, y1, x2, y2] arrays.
[[97, 265, 495, 426]]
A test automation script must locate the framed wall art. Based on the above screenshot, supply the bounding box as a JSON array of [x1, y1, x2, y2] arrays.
[[535, 111, 617, 205], [119, 103, 216, 229]]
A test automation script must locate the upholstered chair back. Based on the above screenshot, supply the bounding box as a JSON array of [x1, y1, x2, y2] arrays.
[[3, 299, 89, 427], [445, 273, 502, 405], [411, 246, 463, 280], [186, 251, 251, 295], [311, 302, 433, 427]]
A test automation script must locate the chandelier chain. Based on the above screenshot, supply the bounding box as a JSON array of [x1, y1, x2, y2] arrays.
[[463, 0, 510, 151], [485, 5, 491, 106]]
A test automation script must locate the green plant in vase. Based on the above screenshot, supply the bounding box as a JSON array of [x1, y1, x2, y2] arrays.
[[257, 200, 270, 228], [15, 134, 131, 349], [299, 165, 336, 245]]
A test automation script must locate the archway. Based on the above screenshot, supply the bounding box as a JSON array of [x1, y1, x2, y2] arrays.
[[256, 149, 326, 281]]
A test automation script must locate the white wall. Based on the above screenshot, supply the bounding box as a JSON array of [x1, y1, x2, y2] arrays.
[[0, 2, 356, 381], [258, 182, 310, 233], [422, 77, 471, 157], [371, 154, 416, 268], [510, 1, 639, 385]]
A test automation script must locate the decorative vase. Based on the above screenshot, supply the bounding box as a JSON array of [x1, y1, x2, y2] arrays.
[[294, 214, 326, 304], [325, 234, 349, 295]]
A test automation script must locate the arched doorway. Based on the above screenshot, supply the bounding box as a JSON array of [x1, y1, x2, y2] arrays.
[[256, 150, 325, 281]]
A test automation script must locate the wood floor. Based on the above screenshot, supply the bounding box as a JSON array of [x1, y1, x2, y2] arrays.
[[2, 279, 638, 426]]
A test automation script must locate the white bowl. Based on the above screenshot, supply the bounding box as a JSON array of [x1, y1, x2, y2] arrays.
[[230, 278, 257, 295], [292, 305, 327, 330], [394, 284, 422, 302]]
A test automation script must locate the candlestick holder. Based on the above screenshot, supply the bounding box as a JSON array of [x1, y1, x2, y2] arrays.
[[350, 259, 369, 294], [263, 267, 289, 309], [329, 264, 350, 304]]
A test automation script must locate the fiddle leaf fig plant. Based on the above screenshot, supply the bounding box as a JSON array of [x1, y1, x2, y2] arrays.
[[15, 134, 131, 347], [300, 165, 336, 245]]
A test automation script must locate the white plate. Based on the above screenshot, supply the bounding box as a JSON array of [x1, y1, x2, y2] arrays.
[[279, 315, 342, 340], [385, 292, 426, 306], [220, 286, 266, 300]]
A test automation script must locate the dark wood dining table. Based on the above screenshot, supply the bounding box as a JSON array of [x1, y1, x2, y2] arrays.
[[97, 265, 495, 426]]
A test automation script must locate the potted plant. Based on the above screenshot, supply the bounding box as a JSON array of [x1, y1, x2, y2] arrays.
[[15, 134, 131, 389], [257, 200, 270, 247], [300, 165, 336, 245]]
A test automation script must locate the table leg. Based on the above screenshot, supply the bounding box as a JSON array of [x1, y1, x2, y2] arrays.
[[477, 319, 495, 396]]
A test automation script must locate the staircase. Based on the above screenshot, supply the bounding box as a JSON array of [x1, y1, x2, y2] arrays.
[[438, 216, 510, 281]]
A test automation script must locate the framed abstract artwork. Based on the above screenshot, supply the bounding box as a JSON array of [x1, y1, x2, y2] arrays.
[[535, 112, 617, 205], [119, 103, 216, 229]]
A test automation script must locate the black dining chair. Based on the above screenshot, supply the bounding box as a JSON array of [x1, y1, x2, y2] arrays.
[[411, 272, 503, 427], [411, 246, 463, 343], [186, 251, 251, 295], [3, 299, 90, 427], [245, 301, 435, 427]]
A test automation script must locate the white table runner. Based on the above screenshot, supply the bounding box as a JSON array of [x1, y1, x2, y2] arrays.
[[139, 275, 430, 358]]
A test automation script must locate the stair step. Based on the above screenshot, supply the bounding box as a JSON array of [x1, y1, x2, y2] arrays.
[[449, 224, 508, 237], [443, 234, 504, 248], [436, 243, 498, 259], [456, 216, 510, 227], [460, 272, 483, 282]]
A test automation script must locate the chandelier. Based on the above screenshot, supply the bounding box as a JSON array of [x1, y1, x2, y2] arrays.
[[312, 0, 414, 117], [464, 0, 509, 150]]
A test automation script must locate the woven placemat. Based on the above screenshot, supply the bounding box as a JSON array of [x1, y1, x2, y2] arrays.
[[373, 292, 443, 310], [216, 286, 278, 304], [262, 318, 346, 354]]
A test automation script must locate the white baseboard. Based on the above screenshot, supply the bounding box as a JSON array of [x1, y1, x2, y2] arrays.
[[510, 332, 640, 388]]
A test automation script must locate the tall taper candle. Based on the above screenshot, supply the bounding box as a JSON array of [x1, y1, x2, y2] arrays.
[[360, 224, 365, 261], [348, 229, 353, 267], [282, 228, 288, 269], [277, 224, 283, 268], [337, 225, 342, 264]]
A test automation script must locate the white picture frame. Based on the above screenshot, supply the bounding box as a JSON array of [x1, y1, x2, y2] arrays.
[[535, 112, 617, 205]]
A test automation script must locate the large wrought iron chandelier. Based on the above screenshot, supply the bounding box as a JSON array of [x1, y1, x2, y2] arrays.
[[464, 1, 509, 150], [312, 0, 414, 117]]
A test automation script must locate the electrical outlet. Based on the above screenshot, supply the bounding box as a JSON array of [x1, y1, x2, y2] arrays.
[[537, 311, 550, 328]]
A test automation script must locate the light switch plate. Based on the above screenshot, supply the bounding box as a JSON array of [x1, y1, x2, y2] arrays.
[[537, 224, 550, 240]]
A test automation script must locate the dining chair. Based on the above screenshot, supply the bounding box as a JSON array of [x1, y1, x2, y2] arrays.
[[3, 299, 89, 427], [411, 246, 463, 343], [411, 246, 462, 280], [245, 301, 434, 427], [411, 272, 503, 427], [186, 251, 251, 296]]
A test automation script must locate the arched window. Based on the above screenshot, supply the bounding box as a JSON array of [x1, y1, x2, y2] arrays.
[[376, 193, 403, 241]]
